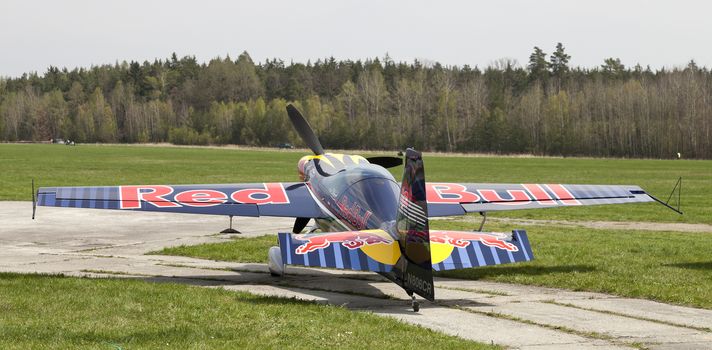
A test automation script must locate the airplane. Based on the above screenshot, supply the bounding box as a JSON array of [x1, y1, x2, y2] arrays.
[[33, 104, 682, 312]]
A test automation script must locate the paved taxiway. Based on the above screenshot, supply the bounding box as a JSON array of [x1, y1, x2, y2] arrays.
[[2, 201, 711, 349]]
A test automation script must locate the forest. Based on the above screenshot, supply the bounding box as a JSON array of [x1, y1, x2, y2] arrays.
[[1, 43, 710, 159]]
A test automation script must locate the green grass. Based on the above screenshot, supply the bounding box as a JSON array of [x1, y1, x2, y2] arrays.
[[153, 222, 712, 310], [0, 273, 495, 349], [2, 143, 709, 224], [153, 235, 276, 263]]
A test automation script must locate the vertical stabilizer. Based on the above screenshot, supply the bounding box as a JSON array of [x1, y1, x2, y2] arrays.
[[396, 149, 434, 301]]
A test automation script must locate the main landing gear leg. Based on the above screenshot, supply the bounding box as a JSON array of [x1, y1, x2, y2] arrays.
[[477, 211, 487, 232], [220, 215, 241, 234]]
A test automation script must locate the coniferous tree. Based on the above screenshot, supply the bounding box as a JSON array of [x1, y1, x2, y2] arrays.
[[527, 47, 549, 82]]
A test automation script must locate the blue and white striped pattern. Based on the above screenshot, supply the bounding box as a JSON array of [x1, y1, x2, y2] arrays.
[[37, 186, 122, 209], [278, 233, 393, 273], [432, 230, 534, 271]]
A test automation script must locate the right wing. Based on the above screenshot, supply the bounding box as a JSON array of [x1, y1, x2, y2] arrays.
[[426, 182, 654, 217]]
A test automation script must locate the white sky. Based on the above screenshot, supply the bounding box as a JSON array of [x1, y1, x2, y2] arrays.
[[1, 0, 709, 77]]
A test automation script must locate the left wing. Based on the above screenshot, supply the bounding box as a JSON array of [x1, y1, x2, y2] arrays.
[[37, 182, 326, 218], [426, 182, 654, 217]]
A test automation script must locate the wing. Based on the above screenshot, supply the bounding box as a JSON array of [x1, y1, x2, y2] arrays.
[[426, 182, 654, 217], [37, 182, 326, 218]]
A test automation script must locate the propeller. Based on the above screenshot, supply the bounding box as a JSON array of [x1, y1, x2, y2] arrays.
[[286, 105, 323, 233], [366, 156, 403, 168], [286, 104, 324, 155], [293, 217, 310, 233]]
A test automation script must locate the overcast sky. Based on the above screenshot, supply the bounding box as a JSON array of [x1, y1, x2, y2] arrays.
[[1, 0, 709, 77]]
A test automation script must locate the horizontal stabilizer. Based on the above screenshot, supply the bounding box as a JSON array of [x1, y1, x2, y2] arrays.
[[278, 230, 397, 273], [278, 229, 533, 272], [430, 230, 533, 271]]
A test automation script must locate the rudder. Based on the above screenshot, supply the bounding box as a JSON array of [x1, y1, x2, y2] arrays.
[[396, 149, 435, 301]]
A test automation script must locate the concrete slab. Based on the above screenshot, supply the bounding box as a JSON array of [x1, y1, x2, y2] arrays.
[[478, 301, 712, 345], [562, 298, 712, 331]]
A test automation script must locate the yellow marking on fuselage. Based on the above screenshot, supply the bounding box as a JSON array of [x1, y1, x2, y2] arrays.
[[350, 155, 369, 164], [299, 154, 335, 168], [299, 153, 370, 170], [327, 153, 349, 165]]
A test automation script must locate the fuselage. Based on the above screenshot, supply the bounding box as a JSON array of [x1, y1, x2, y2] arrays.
[[298, 153, 400, 236]]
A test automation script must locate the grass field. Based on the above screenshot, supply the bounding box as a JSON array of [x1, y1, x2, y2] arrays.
[[2, 143, 710, 224], [153, 221, 712, 310], [0, 273, 492, 349]]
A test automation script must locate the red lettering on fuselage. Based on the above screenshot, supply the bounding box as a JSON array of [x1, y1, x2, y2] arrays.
[[336, 196, 372, 229], [426, 183, 480, 204], [231, 183, 289, 205], [174, 190, 227, 207], [120, 185, 180, 209]]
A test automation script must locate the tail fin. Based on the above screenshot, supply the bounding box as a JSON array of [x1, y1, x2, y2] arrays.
[[396, 149, 434, 301]]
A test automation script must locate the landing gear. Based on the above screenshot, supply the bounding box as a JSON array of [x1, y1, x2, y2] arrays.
[[477, 211, 487, 231], [407, 290, 420, 312], [268, 246, 284, 277], [411, 295, 420, 312], [220, 215, 241, 234]]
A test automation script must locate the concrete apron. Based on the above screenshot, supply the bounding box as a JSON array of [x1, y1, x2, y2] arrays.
[[1, 202, 711, 350]]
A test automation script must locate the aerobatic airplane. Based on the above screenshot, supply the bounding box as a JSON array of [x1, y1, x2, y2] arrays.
[[34, 104, 681, 311]]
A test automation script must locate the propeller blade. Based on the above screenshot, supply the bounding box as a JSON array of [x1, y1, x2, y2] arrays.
[[366, 156, 403, 168], [293, 217, 310, 233], [286, 104, 324, 155]]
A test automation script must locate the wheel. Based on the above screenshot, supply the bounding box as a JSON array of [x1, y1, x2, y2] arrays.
[[268, 246, 284, 277], [412, 301, 420, 312]]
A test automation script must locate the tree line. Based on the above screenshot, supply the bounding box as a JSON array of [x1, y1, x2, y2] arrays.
[[1, 45, 710, 159]]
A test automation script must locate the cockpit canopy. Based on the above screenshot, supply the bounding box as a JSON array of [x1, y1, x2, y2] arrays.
[[315, 164, 400, 230]]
